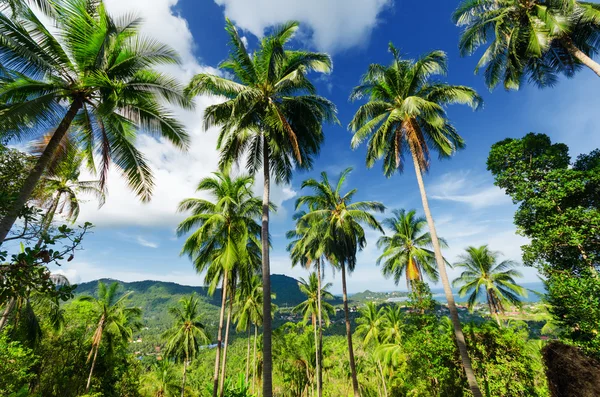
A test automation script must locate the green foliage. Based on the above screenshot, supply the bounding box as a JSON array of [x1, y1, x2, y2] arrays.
[[163, 294, 210, 362], [0, 331, 37, 395]]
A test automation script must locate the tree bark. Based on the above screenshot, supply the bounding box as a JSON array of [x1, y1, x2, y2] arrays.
[[85, 346, 99, 392], [219, 292, 234, 397], [341, 264, 360, 397], [245, 325, 251, 383], [562, 38, 600, 78], [377, 359, 388, 397], [36, 193, 61, 248], [253, 325, 258, 395], [0, 298, 16, 331], [0, 98, 83, 245], [312, 312, 318, 397], [316, 259, 323, 397], [261, 136, 273, 397], [409, 148, 482, 397], [212, 272, 228, 397], [181, 358, 188, 397]]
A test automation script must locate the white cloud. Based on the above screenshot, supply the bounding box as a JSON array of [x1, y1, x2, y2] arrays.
[[213, 0, 392, 53], [77, 0, 296, 229], [429, 170, 511, 209], [135, 236, 159, 249]]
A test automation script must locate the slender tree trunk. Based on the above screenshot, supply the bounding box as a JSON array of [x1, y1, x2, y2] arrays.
[[562, 37, 600, 77], [253, 325, 258, 394], [316, 260, 323, 397], [213, 273, 229, 397], [341, 264, 360, 397], [181, 357, 188, 397], [36, 193, 61, 248], [0, 98, 83, 245], [377, 359, 388, 397], [0, 298, 16, 331], [219, 293, 234, 397], [261, 136, 273, 397], [245, 325, 251, 383], [85, 346, 99, 393], [409, 149, 482, 397], [312, 312, 318, 397]]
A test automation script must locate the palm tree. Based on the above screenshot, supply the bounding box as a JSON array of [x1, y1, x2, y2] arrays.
[[141, 360, 181, 397], [377, 209, 447, 291], [234, 275, 263, 384], [452, 245, 527, 325], [176, 172, 262, 397], [78, 281, 141, 393], [296, 168, 384, 397], [185, 20, 337, 397], [356, 303, 387, 396], [163, 294, 210, 397], [294, 272, 335, 395], [348, 45, 483, 397], [381, 305, 403, 344], [453, 0, 600, 89], [287, 211, 330, 397], [0, 0, 191, 244]]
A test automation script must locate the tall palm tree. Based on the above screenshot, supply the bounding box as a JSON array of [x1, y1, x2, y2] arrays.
[[78, 281, 141, 393], [176, 172, 262, 397], [348, 45, 483, 397], [185, 20, 337, 397], [452, 245, 527, 325], [294, 271, 335, 395], [234, 274, 264, 384], [453, 0, 600, 89], [141, 360, 181, 397], [287, 211, 330, 397], [296, 168, 384, 397], [163, 294, 210, 397], [377, 209, 447, 291], [0, 0, 191, 244]]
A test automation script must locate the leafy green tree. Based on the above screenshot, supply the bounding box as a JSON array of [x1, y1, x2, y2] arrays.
[[0, 330, 37, 396], [377, 209, 448, 290], [454, 0, 600, 90], [185, 19, 337, 397], [0, 0, 191, 244], [452, 245, 527, 325], [349, 44, 483, 397], [163, 294, 210, 397], [356, 303, 388, 395], [296, 168, 384, 397], [176, 172, 262, 397], [78, 281, 142, 393]]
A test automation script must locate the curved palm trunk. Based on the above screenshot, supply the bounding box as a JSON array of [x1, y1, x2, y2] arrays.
[[181, 357, 188, 397], [377, 359, 388, 397], [219, 293, 234, 397], [341, 264, 360, 397], [316, 259, 323, 397], [245, 325, 251, 383], [0, 98, 83, 245], [261, 136, 273, 397], [311, 312, 318, 397], [212, 272, 229, 397], [36, 193, 61, 248], [86, 316, 105, 393], [487, 291, 501, 327], [0, 298, 16, 331], [562, 38, 600, 78], [409, 149, 482, 397], [86, 345, 100, 393]]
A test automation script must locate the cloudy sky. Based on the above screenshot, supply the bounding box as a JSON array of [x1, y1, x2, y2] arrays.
[[44, 0, 600, 293]]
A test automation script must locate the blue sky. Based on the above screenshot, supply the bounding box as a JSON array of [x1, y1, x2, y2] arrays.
[[46, 0, 600, 294]]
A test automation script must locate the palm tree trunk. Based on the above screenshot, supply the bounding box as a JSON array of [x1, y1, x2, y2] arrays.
[[0, 298, 16, 331], [212, 272, 229, 397], [245, 325, 251, 383], [316, 259, 324, 397], [85, 346, 99, 393], [261, 136, 273, 397], [36, 193, 61, 248], [219, 292, 234, 397], [341, 264, 360, 397], [409, 149, 482, 397], [0, 98, 83, 245], [562, 37, 600, 78], [253, 325, 258, 394], [312, 312, 318, 397], [377, 359, 388, 397], [181, 357, 188, 397]]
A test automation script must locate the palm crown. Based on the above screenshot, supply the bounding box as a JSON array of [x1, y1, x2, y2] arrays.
[[162, 294, 210, 363], [452, 245, 527, 314], [377, 209, 448, 288], [293, 273, 335, 327], [0, 0, 191, 200], [349, 44, 482, 177], [454, 0, 600, 89], [186, 19, 338, 182]]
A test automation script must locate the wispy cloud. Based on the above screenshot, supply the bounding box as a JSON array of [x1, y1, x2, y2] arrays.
[[136, 236, 159, 249], [429, 170, 511, 209]]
